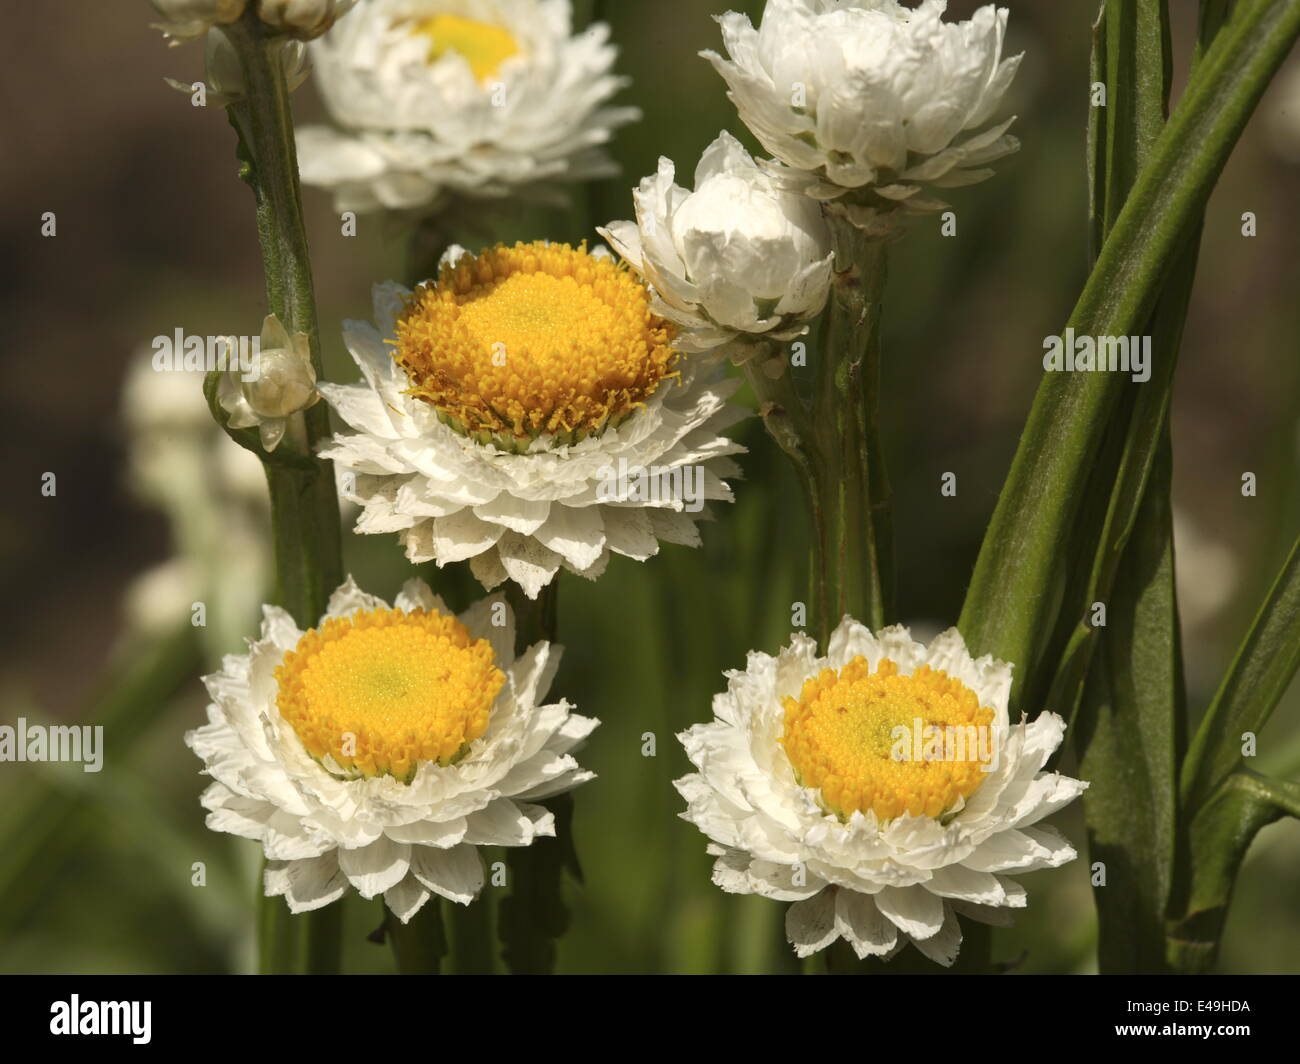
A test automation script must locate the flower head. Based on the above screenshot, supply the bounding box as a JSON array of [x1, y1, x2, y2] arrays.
[[318, 241, 748, 598], [218, 314, 320, 452], [152, 0, 247, 44], [599, 131, 833, 358], [297, 0, 639, 214], [186, 576, 596, 920], [675, 619, 1086, 965], [258, 0, 358, 39], [704, 0, 1022, 236]]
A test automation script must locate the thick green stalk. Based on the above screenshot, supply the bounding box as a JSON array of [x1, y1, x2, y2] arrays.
[[387, 900, 448, 974], [816, 225, 890, 637], [223, 12, 344, 974], [750, 226, 889, 649], [498, 582, 579, 974], [958, 0, 1300, 701]]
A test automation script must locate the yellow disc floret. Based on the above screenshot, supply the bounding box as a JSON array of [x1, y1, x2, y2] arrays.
[[391, 241, 679, 448], [413, 14, 521, 82], [275, 606, 504, 783], [780, 657, 996, 822]]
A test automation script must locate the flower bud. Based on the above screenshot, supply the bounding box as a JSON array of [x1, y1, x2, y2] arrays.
[[257, 0, 357, 40], [151, 0, 247, 44], [218, 314, 319, 452], [600, 132, 832, 358]]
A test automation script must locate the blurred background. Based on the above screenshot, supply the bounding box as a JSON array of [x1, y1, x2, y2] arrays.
[[1, 0, 1297, 974]]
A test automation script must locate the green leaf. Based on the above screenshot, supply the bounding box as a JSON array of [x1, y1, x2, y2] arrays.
[[1181, 531, 1300, 814], [1166, 769, 1300, 973], [958, 0, 1300, 703], [1075, 437, 1184, 972]]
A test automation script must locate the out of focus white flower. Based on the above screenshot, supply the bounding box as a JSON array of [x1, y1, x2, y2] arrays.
[[1172, 506, 1238, 633], [599, 132, 833, 359], [1266, 59, 1300, 164], [703, 0, 1022, 236], [165, 28, 309, 108], [152, 0, 247, 44], [297, 0, 638, 214], [218, 314, 320, 452], [120, 347, 269, 652], [258, 0, 358, 39]]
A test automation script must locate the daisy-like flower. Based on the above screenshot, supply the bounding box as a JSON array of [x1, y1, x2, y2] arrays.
[[186, 576, 596, 920], [297, 0, 639, 214], [704, 0, 1022, 236], [318, 240, 747, 599], [598, 131, 833, 359], [675, 619, 1086, 965], [152, 0, 246, 44], [218, 313, 320, 452]]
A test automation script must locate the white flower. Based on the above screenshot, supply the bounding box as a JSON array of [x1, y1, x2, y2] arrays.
[[152, 0, 247, 44], [297, 0, 639, 214], [258, 0, 357, 38], [218, 314, 320, 452], [675, 619, 1087, 965], [186, 576, 597, 920], [704, 0, 1022, 236], [121, 346, 270, 658], [318, 241, 748, 599], [598, 131, 833, 358]]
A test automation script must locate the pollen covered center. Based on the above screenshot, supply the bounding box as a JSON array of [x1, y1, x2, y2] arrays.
[[392, 241, 678, 447], [413, 14, 520, 82], [275, 607, 504, 783], [780, 657, 995, 821]]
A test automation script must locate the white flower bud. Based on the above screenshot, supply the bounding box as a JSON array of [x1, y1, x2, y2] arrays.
[[151, 0, 247, 44], [600, 132, 832, 357], [218, 314, 319, 452], [257, 0, 357, 40], [703, 0, 1023, 235]]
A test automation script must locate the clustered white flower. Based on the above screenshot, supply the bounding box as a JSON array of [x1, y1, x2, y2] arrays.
[[703, 0, 1022, 235], [676, 620, 1086, 964], [297, 0, 639, 214], [152, 0, 357, 43], [599, 131, 833, 360]]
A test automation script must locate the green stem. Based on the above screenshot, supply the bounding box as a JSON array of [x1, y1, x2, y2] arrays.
[[387, 900, 447, 974], [820, 224, 891, 634], [498, 582, 578, 974], [749, 226, 890, 648], [224, 11, 344, 975]]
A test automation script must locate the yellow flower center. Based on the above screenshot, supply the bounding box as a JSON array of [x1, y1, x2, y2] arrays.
[[392, 241, 679, 447], [275, 607, 504, 783], [780, 657, 996, 822], [412, 13, 520, 82]]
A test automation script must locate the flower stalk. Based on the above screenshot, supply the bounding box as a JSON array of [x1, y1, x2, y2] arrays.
[[219, 10, 343, 974], [748, 223, 891, 648]]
